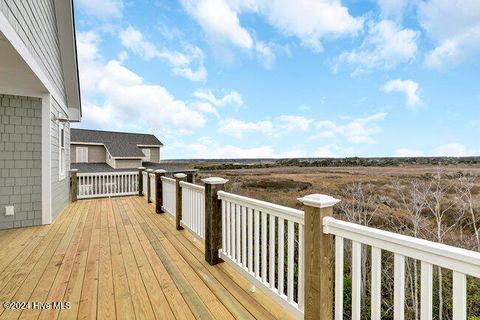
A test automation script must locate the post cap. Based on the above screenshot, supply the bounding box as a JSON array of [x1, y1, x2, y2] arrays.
[[155, 169, 167, 173], [146, 169, 154, 172], [297, 194, 341, 208], [201, 177, 229, 185], [174, 173, 187, 179], [70, 169, 78, 172], [138, 167, 146, 170]]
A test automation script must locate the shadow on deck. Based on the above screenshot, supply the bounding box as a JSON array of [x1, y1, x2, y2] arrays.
[[0, 196, 293, 320]]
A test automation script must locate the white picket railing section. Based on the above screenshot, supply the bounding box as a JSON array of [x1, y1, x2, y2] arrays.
[[161, 176, 176, 217], [217, 191, 305, 318], [77, 172, 138, 199], [180, 181, 205, 240], [323, 216, 480, 320], [142, 171, 148, 198], [149, 173, 156, 202]]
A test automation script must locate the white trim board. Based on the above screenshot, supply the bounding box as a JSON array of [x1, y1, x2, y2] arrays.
[[0, 9, 69, 115], [41, 94, 52, 224]]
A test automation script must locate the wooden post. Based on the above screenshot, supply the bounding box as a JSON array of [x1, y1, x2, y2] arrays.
[[138, 167, 146, 196], [297, 194, 340, 320], [174, 173, 187, 230], [186, 172, 195, 183], [146, 169, 153, 203], [71, 169, 78, 202], [155, 169, 166, 214], [202, 177, 228, 265]]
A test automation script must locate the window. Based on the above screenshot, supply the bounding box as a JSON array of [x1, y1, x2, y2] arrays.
[[76, 147, 88, 163], [59, 123, 66, 179], [142, 148, 151, 162]]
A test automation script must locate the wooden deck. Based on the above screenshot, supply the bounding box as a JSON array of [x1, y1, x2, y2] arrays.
[[0, 196, 293, 320]]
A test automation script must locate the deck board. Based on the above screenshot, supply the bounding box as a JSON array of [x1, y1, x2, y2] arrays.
[[0, 196, 294, 320]]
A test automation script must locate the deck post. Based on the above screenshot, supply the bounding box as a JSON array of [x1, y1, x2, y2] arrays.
[[70, 169, 78, 202], [202, 177, 228, 265], [298, 194, 340, 320], [174, 173, 187, 230], [146, 169, 154, 203], [186, 172, 195, 183], [155, 169, 166, 214], [138, 167, 146, 196]]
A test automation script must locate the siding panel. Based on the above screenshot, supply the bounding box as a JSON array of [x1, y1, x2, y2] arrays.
[[50, 97, 69, 220], [0, 0, 66, 101], [0, 94, 42, 229]]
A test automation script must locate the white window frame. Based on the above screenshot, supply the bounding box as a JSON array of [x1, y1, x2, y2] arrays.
[[76, 146, 89, 163], [59, 122, 66, 180], [142, 148, 151, 162]]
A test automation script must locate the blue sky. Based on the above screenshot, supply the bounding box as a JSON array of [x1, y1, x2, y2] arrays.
[[72, 0, 480, 159]]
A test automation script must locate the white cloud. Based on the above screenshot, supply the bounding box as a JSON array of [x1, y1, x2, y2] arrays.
[[119, 26, 207, 81], [180, 0, 254, 49], [382, 79, 420, 106], [377, 0, 407, 21], [336, 20, 418, 74], [315, 144, 355, 158], [193, 89, 243, 107], [276, 115, 312, 132], [312, 112, 387, 144], [419, 0, 480, 69], [218, 118, 274, 138], [255, 41, 276, 69], [76, 0, 123, 19], [76, 31, 206, 133], [259, 0, 363, 52], [176, 137, 304, 159], [396, 148, 424, 157], [433, 143, 480, 157], [181, 0, 363, 53], [218, 115, 312, 139]]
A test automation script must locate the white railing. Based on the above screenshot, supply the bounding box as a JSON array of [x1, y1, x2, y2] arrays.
[[161, 176, 176, 217], [77, 172, 138, 199], [149, 172, 156, 202], [217, 191, 305, 318], [180, 181, 205, 240], [142, 171, 148, 198], [323, 216, 480, 320]]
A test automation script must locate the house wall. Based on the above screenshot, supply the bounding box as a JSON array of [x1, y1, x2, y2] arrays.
[[71, 144, 106, 163], [115, 159, 142, 169], [50, 97, 70, 221], [0, 94, 42, 229], [140, 147, 161, 163], [0, 1, 66, 101], [106, 152, 115, 168]]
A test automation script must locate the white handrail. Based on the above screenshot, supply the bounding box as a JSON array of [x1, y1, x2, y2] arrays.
[[77, 171, 138, 199], [180, 181, 205, 193], [324, 216, 480, 320], [149, 173, 156, 202], [218, 191, 304, 318], [323, 217, 480, 277], [161, 176, 176, 217], [217, 191, 304, 225], [180, 181, 205, 240]]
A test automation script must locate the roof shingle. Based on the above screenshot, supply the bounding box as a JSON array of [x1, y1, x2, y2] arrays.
[[71, 128, 163, 158]]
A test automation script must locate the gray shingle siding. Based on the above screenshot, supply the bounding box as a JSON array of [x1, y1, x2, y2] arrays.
[[0, 94, 42, 229], [0, 0, 66, 101], [50, 97, 70, 221]]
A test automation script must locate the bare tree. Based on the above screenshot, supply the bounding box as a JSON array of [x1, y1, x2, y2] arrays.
[[338, 182, 380, 316], [456, 176, 480, 252], [391, 178, 429, 320], [422, 171, 462, 320]]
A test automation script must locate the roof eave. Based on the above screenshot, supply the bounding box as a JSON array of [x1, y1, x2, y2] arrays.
[[54, 0, 81, 121]]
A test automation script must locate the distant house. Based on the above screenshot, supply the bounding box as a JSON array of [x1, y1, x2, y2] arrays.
[[0, 1, 81, 229], [70, 128, 163, 171]]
